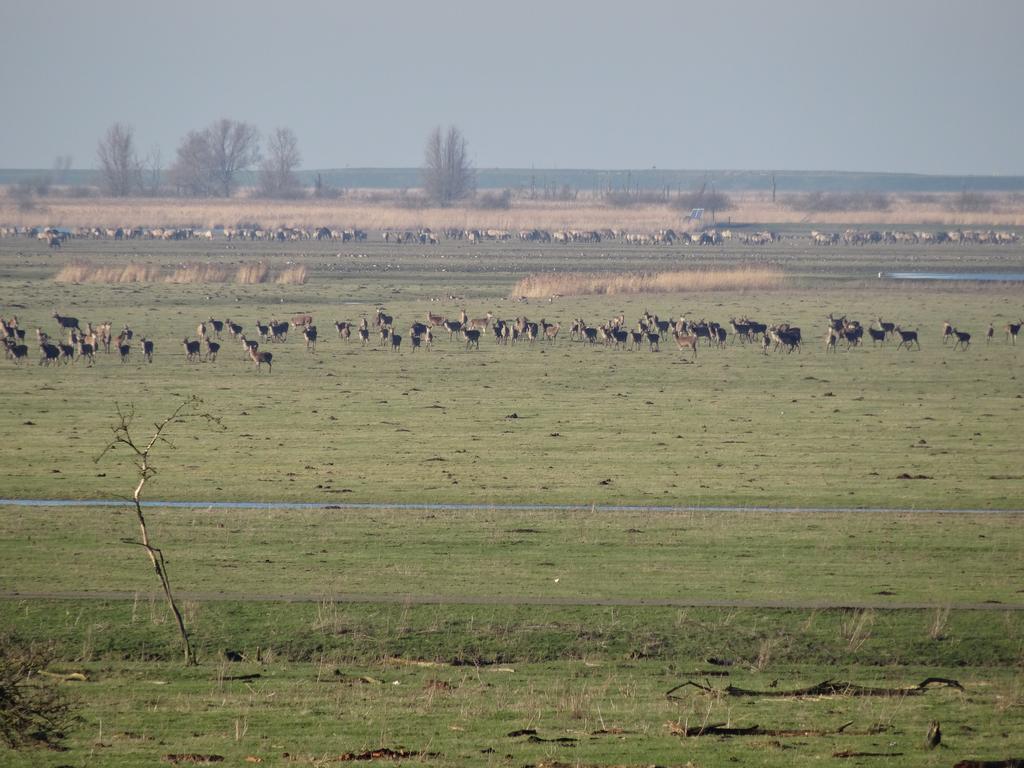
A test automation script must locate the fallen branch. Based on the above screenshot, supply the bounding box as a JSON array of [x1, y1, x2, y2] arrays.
[[834, 750, 905, 758], [336, 747, 440, 761], [666, 720, 884, 738], [666, 676, 963, 700]]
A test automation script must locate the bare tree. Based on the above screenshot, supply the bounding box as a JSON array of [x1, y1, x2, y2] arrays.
[[206, 118, 260, 197], [257, 127, 302, 198], [169, 119, 260, 197], [422, 125, 475, 207], [169, 130, 213, 196], [96, 397, 222, 666], [96, 123, 142, 196]]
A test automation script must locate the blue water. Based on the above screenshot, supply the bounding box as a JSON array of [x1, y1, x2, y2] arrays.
[[882, 272, 1024, 281]]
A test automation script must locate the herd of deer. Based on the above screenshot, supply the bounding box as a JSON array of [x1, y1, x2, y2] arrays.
[[4, 310, 1023, 370]]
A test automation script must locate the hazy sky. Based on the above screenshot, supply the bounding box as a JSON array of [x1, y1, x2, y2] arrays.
[[1, 0, 1021, 174]]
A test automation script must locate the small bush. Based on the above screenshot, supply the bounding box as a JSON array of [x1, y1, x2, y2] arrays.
[[0, 638, 78, 750]]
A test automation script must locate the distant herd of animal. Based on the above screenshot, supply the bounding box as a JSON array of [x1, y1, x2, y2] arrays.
[[2, 224, 1020, 248], [3, 308, 1020, 372]]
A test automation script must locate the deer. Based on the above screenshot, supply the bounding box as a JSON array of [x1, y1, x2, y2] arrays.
[[442, 319, 463, 340], [303, 324, 318, 352], [894, 326, 921, 350], [142, 337, 154, 363], [729, 318, 752, 344], [543, 322, 560, 342], [672, 330, 698, 359], [269, 320, 289, 342], [238, 334, 259, 360], [207, 318, 224, 338], [248, 345, 273, 372], [4, 338, 28, 363], [1006, 320, 1023, 345], [118, 339, 131, 363], [196, 321, 207, 342], [426, 310, 445, 326], [867, 326, 887, 346], [986, 323, 994, 343], [224, 319, 243, 339], [358, 326, 370, 345], [423, 327, 433, 350], [951, 328, 971, 350], [255, 319, 270, 342], [942, 321, 953, 344], [464, 329, 482, 349], [291, 313, 313, 328], [375, 308, 393, 328], [390, 332, 402, 352], [335, 321, 352, 340], [466, 311, 493, 331], [98, 322, 112, 354], [183, 338, 201, 362], [410, 332, 422, 352], [876, 317, 896, 338], [203, 338, 219, 362], [52, 311, 80, 333], [379, 326, 391, 347], [39, 342, 62, 366], [75, 333, 96, 365], [646, 331, 660, 352], [825, 326, 839, 353]]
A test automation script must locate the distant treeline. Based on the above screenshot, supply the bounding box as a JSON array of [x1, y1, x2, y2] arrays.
[[3, 167, 1024, 194]]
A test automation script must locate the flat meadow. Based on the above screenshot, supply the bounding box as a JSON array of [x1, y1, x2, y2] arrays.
[[1, 220, 1023, 767]]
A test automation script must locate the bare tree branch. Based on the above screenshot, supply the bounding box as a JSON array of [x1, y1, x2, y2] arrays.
[[96, 123, 142, 197], [95, 396, 223, 666], [257, 127, 303, 199], [422, 125, 475, 207]]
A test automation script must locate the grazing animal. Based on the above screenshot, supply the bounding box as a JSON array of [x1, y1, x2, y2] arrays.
[[225, 319, 243, 339], [672, 330, 698, 359], [543, 322, 560, 342], [358, 326, 370, 345], [303, 324, 318, 352], [203, 338, 219, 362], [76, 337, 96, 365], [464, 328, 481, 349], [951, 328, 971, 350], [196, 321, 207, 341], [426, 311, 445, 326], [423, 328, 433, 350], [52, 311, 80, 332], [291, 313, 313, 328], [379, 326, 391, 346], [335, 321, 352, 340], [442, 319, 463, 340], [986, 323, 994, 343], [39, 342, 61, 365], [5, 339, 28, 363], [269, 320, 289, 342], [255, 319, 270, 341], [248, 345, 273, 372], [894, 326, 921, 350], [1006, 320, 1023, 344], [646, 332, 660, 351], [410, 333, 422, 351], [142, 337, 154, 363], [867, 326, 887, 346], [207, 318, 224, 338], [374, 308, 393, 328], [825, 327, 839, 353], [942, 321, 953, 344], [390, 333, 402, 352], [118, 341, 131, 363], [239, 334, 259, 359], [876, 317, 895, 338], [183, 338, 201, 362], [466, 311, 493, 331], [410, 321, 428, 338]]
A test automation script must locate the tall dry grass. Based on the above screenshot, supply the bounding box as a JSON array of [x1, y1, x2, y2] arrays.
[[8, 191, 1024, 230], [54, 262, 162, 284], [54, 261, 306, 285], [511, 267, 786, 298]]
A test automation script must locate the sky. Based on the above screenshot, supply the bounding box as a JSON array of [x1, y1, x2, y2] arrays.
[[1, 0, 1021, 174]]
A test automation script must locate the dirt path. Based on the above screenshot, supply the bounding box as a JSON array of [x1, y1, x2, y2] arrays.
[[1, 590, 1020, 611]]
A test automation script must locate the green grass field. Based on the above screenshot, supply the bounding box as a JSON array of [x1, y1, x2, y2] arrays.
[[2, 233, 1023, 766]]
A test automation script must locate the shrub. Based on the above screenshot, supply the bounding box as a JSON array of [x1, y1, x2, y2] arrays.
[[0, 638, 78, 750]]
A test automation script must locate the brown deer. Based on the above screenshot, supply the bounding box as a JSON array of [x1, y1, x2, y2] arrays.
[[291, 313, 313, 328], [672, 330, 698, 359], [426, 311, 445, 326], [248, 345, 273, 372], [543, 322, 560, 342], [335, 321, 352, 340], [941, 321, 953, 344]]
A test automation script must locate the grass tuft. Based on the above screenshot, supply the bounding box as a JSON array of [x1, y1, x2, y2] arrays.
[[511, 267, 786, 298]]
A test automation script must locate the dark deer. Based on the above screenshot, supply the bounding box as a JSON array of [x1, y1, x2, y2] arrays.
[[942, 321, 953, 344], [390, 332, 402, 352], [894, 326, 920, 350], [203, 338, 219, 362], [142, 338, 154, 363], [52, 311, 80, 332], [442, 319, 463, 340], [225, 319, 243, 339], [303, 324, 318, 352], [1006, 320, 1023, 345], [951, 328, 971, 350], [464, 329, 481, 349], [207, 317, 224, 338], [255, 319, 270, 342], [183, 338, 201, 362], [118, 340, 131, 363]]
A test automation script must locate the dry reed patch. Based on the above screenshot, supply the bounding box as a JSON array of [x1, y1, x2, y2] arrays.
[[53, 260, 305, 285], [275, 265, 308, 285], [54, 262, 162, 283], [511, 267, 786, 298]]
